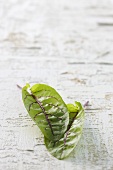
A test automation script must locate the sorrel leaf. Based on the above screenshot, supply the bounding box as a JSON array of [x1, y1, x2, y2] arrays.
[[22, 83, 69, 142]]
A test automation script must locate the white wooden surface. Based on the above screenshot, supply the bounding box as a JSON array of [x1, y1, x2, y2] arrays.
[[0, 0, 113, 169]]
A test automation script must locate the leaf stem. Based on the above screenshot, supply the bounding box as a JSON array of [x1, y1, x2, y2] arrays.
[[17, 84, 22, 90], [83, 101, 89, 108]]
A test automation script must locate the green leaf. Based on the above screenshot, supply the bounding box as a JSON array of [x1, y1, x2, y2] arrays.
[[22, 83, 69, 142], [44, 101, 84, 160]]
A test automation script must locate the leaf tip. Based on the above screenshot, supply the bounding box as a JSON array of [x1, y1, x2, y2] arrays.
[[26, 83, 30, 88]]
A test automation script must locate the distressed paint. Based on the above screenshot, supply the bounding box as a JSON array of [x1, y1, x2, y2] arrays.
[[0, 0, 113, 169]]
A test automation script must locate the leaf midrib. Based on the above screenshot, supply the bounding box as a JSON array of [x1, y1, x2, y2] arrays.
[[31, 93, 54, 136]]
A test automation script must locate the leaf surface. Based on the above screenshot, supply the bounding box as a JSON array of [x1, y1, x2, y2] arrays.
[[44, 102, 84, 159], [22, 84, 69, 141]]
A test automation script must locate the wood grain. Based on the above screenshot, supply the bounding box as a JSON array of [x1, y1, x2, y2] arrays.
[[0, 0, 113, 169]]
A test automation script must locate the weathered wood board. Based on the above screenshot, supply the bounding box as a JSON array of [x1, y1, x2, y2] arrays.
[[0, 0, 113, 169]]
